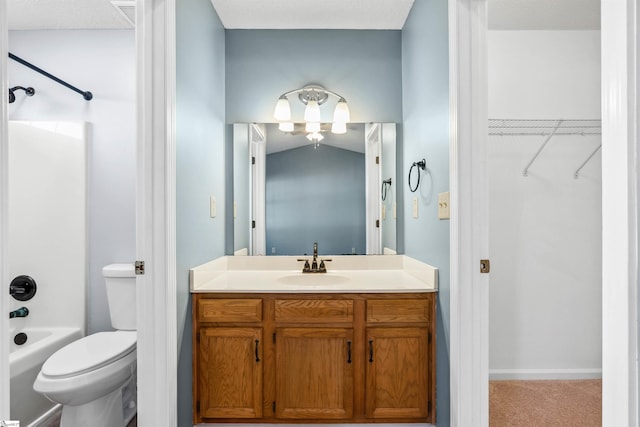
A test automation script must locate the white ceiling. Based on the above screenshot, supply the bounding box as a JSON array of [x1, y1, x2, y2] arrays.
[[7, 0, 133, 30], [489, 0, 600, 30], [6, 0, 414, 30], [6, 0, 600, 31], [210, 0, 414, 30]]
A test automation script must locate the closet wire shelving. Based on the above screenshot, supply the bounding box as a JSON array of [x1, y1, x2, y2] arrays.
[[488, 119, 602, 178]]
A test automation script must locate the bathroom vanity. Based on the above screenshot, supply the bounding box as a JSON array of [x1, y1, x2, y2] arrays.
[[190, 255, 438, 424]]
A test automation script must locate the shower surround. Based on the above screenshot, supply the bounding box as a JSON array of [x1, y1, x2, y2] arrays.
[[8, 121, 87, 425]]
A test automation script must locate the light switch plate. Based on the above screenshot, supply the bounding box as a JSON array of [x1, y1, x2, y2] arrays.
[[412, 197, 418, 218], [210, 196, 216, 218], [381, 204, 386, 220], [438, 192, 450, 219]]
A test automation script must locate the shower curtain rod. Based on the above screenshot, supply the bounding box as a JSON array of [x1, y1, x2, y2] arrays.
[[8, 52, 93, 101]]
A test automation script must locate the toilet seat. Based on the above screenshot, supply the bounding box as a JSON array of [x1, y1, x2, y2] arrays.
[[42, 331, 136, 379]]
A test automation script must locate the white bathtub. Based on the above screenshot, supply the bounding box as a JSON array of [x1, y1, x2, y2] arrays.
[[9, 327, 83, 426]]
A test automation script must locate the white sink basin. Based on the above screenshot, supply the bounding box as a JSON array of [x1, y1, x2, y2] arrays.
[[277, 273, 351, 286]]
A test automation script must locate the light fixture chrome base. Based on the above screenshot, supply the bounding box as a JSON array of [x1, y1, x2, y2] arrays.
[[297, 85, 329, 106]]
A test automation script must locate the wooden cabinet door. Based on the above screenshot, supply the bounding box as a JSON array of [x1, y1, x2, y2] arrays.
[[275, 327, 354, 419], [198, 327, 262, 419], [365, 327, 429, 419]]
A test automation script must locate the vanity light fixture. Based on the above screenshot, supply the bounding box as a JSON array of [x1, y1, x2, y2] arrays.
[[278, 122, 294, 132], [331, 122, 347, 134], [273, 84, 351, 138], [306, 132, 324, 149], [306, 132, 324, 142]]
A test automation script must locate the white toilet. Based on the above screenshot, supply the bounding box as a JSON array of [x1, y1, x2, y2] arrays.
[[34, 264, 137, 427]]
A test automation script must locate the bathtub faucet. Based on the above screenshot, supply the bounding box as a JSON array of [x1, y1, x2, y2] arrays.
[[9, 307, 29, 319]]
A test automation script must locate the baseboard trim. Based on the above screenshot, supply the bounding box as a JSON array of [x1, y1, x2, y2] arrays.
[[489, 368, 602, 380]]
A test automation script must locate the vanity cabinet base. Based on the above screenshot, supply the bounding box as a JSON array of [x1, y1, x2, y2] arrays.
[[192, 293, 436, 424]]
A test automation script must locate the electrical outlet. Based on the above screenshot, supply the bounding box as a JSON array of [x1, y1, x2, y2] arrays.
[[412, 197, 418, 218], [382, 204, 386, 220]]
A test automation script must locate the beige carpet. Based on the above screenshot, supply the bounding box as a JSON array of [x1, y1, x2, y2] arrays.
[[490, 379, 602, 427]]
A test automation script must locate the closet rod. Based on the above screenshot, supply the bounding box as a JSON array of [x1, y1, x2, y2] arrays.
[[574, 145, 602, 179], [9, 52, 93, 101], [522, 120, 562, 177]]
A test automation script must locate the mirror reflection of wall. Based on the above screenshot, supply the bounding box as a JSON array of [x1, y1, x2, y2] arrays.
[[266, 124, 366, 256], [232, 123, 398, 256]]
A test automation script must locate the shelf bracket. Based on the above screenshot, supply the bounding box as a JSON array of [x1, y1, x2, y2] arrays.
[[574, 144, 602, 179], [522, 120, 562, 177]]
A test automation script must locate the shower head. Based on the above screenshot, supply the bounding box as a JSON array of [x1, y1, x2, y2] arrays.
[[8, 86, 35, 104]]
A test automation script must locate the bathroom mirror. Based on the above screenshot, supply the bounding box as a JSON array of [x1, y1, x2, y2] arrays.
[[232, 122, 399, 256]]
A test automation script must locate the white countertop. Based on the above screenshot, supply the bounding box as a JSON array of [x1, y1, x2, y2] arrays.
[[190, 255, 438, 293]]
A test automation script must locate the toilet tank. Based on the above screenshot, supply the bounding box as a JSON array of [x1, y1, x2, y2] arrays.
[[102, 263, 136, 330]]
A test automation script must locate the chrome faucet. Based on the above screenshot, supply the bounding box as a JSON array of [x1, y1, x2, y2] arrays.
[[297, 242, 331, 273], [9, 307, 29, 319]]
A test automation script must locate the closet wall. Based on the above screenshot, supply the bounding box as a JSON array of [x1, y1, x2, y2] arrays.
[[488, 30, 602, 378]]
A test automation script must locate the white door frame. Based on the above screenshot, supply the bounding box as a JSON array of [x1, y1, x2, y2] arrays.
[[448, 0, 490, 425], [135, 0, 178, 425], [0, 0, 10, 419], [600, 0, 639, 425], [365, 123, 382, 255], [250, 123, 266, 256]]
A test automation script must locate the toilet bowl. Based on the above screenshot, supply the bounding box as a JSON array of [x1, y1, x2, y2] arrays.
[[34, 264, 137, 427]]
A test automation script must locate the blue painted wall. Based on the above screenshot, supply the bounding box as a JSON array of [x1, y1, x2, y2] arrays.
[[266, 144, 366, 255], [225, 30, 402, 124], [402, 0, 451, 425], [176, 0, 226, 425]]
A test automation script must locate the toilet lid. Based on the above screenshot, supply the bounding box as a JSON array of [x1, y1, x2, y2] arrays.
[[42, 331, 136, 378]]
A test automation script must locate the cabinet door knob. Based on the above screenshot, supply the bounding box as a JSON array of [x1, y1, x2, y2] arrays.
[[368, 340, 374, 363], [347, 341, 352, 364], [255, 339, 260, 362]]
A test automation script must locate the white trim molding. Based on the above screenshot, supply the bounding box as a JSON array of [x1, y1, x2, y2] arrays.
[[448, 0, 489, 426], [136, 0, 177, 426], [0, 0, 10, 419], [489, 369, 603, 381], [601, 0, 639, 425]]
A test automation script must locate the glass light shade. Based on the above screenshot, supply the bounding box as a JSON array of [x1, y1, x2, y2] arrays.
[[274, 96, 291, 121], [278, 122, 294, 132], [305, 121, 321, 133], [331, 122, 347, 134], [333, 99, 350, 123], [306, 132, 324, 142], [304, 100, 321, 122]]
